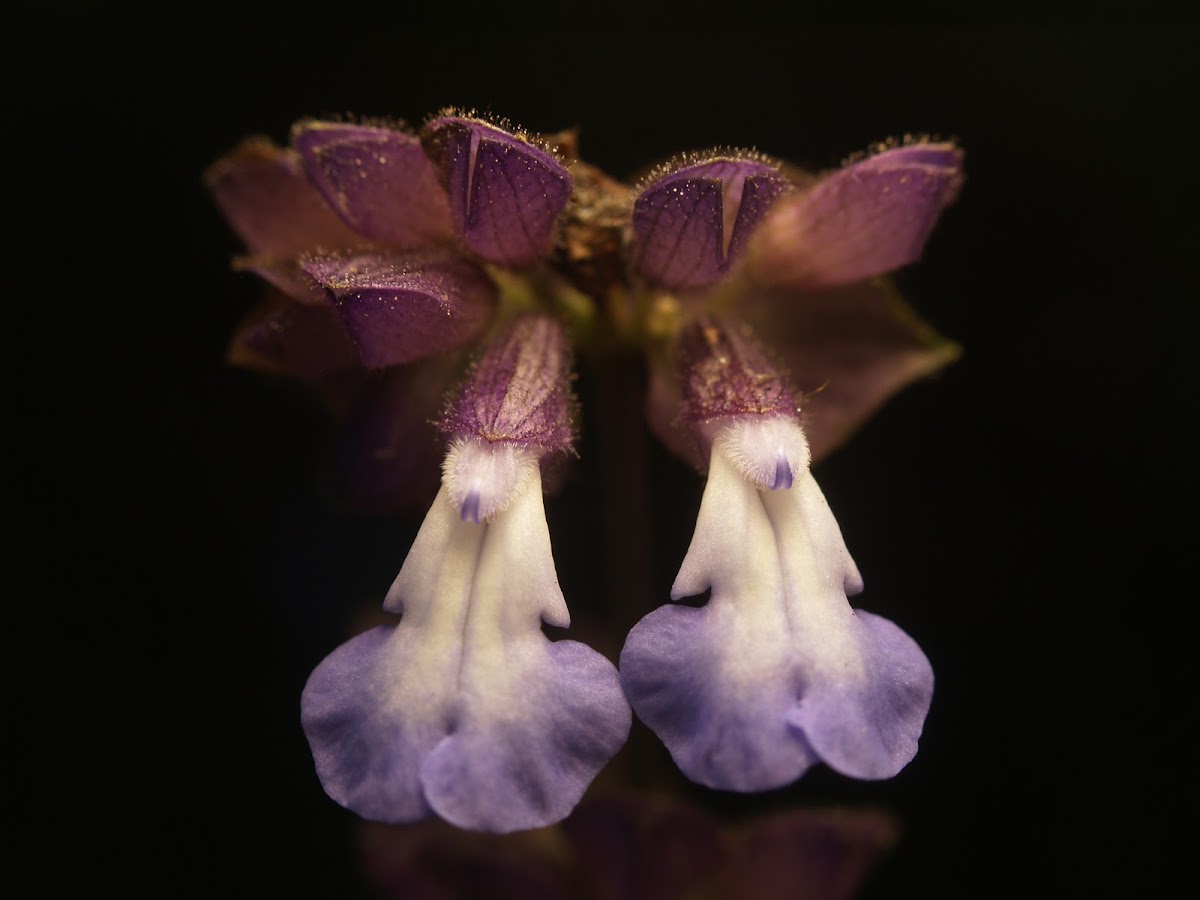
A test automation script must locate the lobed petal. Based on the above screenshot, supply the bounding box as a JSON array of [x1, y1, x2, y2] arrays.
[[302, 250, 497, 368], [784, 610, 934, 780], [303, 472, 630, 832], [748, 142, 963, 289], [621, 447, 819, 791], [632, 158, 787, 290], [620, 443, 931, 790], [301, 623, 448, 822], [421, 116, 573, 268], [420, 637, 632, 832], [292, 120, 456, 247], [204, 136, 361, 258], [763, 474, 932, 780]]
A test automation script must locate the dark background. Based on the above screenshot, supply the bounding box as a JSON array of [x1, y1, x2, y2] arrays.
[[12, 21, 1194, 899]]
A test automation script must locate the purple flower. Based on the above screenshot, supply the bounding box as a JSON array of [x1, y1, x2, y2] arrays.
[[620, 316, 933, 790], [301, 314, 630, 832], [208, 114, 963, 832], [612, 143, 959, 791]]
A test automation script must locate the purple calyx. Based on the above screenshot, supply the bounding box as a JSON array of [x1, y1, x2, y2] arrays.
[[632, 156, 789, 290], [301, 249, 497, 369], [291, 119, 456, 248], [747, 140, 965, 289], [421, 115, 573, 269]]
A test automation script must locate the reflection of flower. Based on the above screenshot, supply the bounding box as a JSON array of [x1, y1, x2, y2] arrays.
[[357, 791, 898, 900], [208, 110, 963, 834], [205, 114, 575, 512]]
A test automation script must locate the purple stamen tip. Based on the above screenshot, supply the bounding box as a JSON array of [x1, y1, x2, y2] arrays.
[[460, 488, 482, 523], [771, 450, 793, 490]]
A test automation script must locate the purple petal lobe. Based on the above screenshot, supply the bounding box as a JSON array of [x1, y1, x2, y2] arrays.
[[440, 313, 576, 454], [420, 639, 631, 832], [204, 137, 361, 257], [620, 602, 820, 791], [784, 611, 934, 780], [632, 158, 787, 290], [302, 250, 497, 368], [301, 625, 442, 822], [421, 116, 572, 268], [292, 120, 455, 247], [749, 141, 964, 288]]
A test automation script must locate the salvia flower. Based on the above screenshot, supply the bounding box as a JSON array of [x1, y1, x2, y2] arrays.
[[208, 110, 963, 833], [302, 314, 631, 832], [620, 316, 934, 790]]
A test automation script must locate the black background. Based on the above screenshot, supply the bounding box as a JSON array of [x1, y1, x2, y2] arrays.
[[12, 19, 1195, 899]]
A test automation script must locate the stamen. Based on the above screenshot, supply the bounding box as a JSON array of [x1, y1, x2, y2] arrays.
[[460, 487, 482, 523], [718, 416, 810, 491], [442, 437, 539, 523], [771, 448, 793, 490]]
